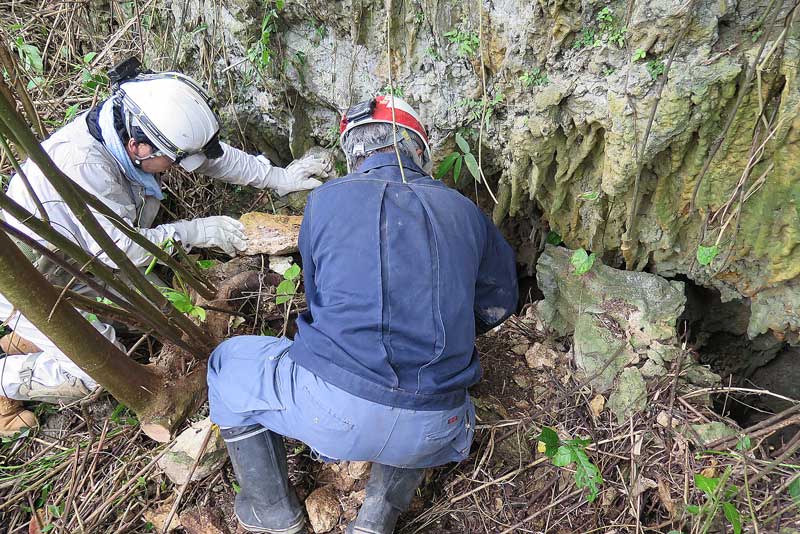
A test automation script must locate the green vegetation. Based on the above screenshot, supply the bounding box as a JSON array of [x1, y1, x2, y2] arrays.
[[276, 263, 301, 305], [435, 131, 481, 185], [647, 59, 666, 79], [520, 66, 549, 88], [696, 244, 720, 266], [538, 427, 603, 502], [444, 18, 480, 57], [458, 93, 503, 128], [632, 48, 646, 61], [570, 248, 596, 276], [573, 7, 626, 49], [381, 84, 405, 97], [686, 470, 743, 534], [248, 0, 285, 70]]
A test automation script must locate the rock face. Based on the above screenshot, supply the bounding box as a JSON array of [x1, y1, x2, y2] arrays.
[[162, 0, 800, 341], [537, 245, 720, 420]]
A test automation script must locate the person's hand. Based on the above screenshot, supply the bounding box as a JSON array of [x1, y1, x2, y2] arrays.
[[170, 216, 248, 256], [257, 154, 331, 196]]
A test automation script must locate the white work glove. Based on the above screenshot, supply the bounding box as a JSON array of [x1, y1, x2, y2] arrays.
[[257, 154, 330, 196], [168, 216, 248, 256]]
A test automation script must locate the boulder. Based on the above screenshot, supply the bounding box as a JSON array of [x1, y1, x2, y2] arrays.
[[240, 212, 303, 256], [305, 485, 341, 533]]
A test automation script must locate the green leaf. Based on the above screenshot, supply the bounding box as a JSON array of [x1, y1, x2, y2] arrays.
[[83, 51, 97, 63], [196, 259, 216, 270], [735, 435, 751, 451], [546, 231, 562, 245], [435, 153, 459, 180], [789, 477, 800, 505], [578, 191, 600, 201], [453, 156, 463, 184], [86, 313, 98, 323], [189, 306, 206, 322], [463, 152, 481, 182], [722, 502, 742, 534], [572, 447, 603, 502], [696, 245, 719, 266], [47, 504, 62, 518], [18, 43, 43, 73], [570, 248, 596, 276], [454, 131, 470, 154], [694, 474, 720, 497], [686, 504, 701, 514], [42, 525, 55, 533], [552, 445, 574, 467], [283, 264, 301, 281], [538, 427, 560, 458], [64, 103, 80, 122], [632, 48, 646, 61]]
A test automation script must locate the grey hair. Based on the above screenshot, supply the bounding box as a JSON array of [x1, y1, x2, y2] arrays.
[[342, 122, 430, 174]]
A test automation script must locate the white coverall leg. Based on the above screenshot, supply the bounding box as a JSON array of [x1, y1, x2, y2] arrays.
[[0, 294, 122, 402]]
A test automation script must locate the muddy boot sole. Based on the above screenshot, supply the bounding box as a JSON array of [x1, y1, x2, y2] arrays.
[[236, 512, 305, 534]]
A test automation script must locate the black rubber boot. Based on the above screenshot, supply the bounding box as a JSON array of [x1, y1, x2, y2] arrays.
[[347, 464, 426, 534], [221, 425, 305, 534]]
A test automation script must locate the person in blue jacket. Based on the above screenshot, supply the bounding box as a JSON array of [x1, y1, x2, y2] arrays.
[[207, 95, 518, 534]]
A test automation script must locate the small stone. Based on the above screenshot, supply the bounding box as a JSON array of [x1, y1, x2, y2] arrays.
[[179, 507, 231, 534], [268, 255, 294, 276], [347, 461, 371, 480], [589, 394, 606, 417], [512, 373, 531, 389], [688, 422, 737, 446], [525, 342, 556, 369], [143, 499, 181, 532], [656, 411, 676, 428], [511, 343, 530, 355], [607, 367, 648, 424], [158, 418, 226, 485], [305, 486, 341, 533]]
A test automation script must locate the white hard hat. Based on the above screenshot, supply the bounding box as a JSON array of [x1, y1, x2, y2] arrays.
[[118, 73, 221, 171]]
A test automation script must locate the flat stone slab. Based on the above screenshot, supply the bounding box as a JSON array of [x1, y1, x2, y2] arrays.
[[240, 212, 303, 255]]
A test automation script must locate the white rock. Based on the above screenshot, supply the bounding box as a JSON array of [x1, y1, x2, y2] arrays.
[[157, 418, 226, 485], [269, 255, 294, 276]]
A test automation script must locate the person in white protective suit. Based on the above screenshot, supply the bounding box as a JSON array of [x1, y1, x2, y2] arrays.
[[0, 59, 330, 436]]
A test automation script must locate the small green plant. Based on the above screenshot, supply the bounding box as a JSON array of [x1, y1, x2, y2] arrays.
[[248, 1, 284, 70], [686, 471, 743, 534], [750, 28, 763, 42], [414, 11, 425, 24], [79, 52, 108, 94], [573, 7, 626, 49], [159, 286, 207, 321], [381, 84, 405, 97], [435, 131, 481, 185], [546, 231, 562, 245], [538, 427, 603, 502], [696, 244, 719, 266], [458, 93, 503, 128], [578, 191, 600, 201], [602, 66, 616, 77], [632, 48, 646, 61], [13, 36, 44, 90], [425, 46, 441, 60], [276, 264, 301, 305], [520, 66, 549, 88], [570, 248, 596, 276], [444, 19, 480, 57], [646, 59, 666, 79], [110, 403, 139, 426]]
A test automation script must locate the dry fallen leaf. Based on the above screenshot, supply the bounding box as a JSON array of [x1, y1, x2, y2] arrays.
[[589, 394, 606, 417], [657, 477, 676, 516]]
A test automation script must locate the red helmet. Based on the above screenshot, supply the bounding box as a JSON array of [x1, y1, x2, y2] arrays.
[[339, 95, 431, 164]]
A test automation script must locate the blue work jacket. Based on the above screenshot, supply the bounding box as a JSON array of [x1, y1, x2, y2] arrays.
[[289, 153, 518, 410]]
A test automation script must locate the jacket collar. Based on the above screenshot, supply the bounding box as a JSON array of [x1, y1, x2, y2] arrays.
[[356, 152, 426, 176]]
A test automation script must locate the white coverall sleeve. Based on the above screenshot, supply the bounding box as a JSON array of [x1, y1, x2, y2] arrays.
[[194, 142, 275, 188], [59, 162, 181, 268], [195, 142, 328, 196]]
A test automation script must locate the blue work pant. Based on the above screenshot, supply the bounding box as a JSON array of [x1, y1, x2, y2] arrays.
[[207, 336, 475, 468]]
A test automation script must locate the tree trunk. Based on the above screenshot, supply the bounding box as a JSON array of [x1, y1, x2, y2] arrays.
[[0, 229, 205, 442]]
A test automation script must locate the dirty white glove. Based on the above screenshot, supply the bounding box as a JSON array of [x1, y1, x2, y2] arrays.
[[256, 154, 330, 196], [168, 216, 248, 256]]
